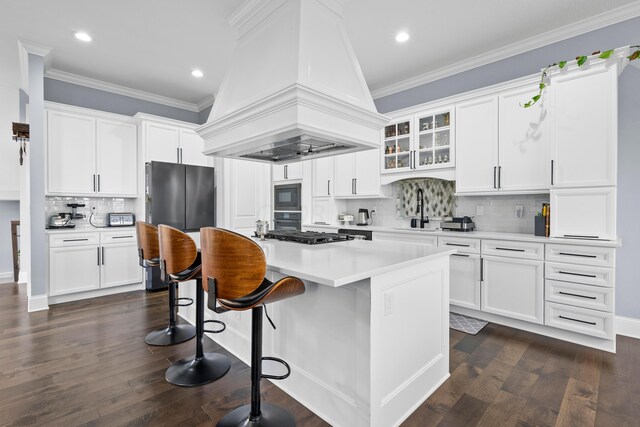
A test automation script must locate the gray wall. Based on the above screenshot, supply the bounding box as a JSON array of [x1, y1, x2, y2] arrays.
[[0, 201, 19, 278], [375, 17, 640, 319], [44, 78, 203, 124]]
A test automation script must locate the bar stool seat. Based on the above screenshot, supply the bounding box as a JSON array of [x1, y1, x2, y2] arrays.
[[159, 225, 231, 387], [201, 227, 305, 427], [136, 221, 195, 346]]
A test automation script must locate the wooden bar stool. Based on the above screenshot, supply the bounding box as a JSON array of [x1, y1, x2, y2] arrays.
[[158, 225, 231, 387], [136, 221, 196, 346], [200, 227, 305, 427]]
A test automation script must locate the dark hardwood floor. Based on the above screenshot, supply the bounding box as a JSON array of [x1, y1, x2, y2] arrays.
[[0, 282, 637, 426]]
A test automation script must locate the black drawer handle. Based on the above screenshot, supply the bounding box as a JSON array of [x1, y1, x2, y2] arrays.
[[111, 236, 134, 239], [451, 254, 470, 257], [564, 234, 599, 239], [558, 291, 597, 300], [446, 243, 470, 247], [558, 252, 597, 258], [558, 271, 597, 278], [559, 315, 596, 326], [63, 238, 89, 242], [495, 247, 525, 252]]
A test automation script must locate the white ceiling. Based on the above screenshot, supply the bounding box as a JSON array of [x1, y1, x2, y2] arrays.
[[3, 0, 639, 109]]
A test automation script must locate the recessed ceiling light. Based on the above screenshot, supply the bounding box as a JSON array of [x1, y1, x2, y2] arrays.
[[191, 69, 204, 78], [74, 32, 92, 42], [395, 32, 410, 43]]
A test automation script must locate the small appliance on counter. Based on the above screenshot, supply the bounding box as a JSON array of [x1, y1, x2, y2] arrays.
[[48, 213, 76, 229], [356, 209, 370, 226], [441, 216, 476, 232], [108, 212, 135, 227], [338, 214, 354, 225]]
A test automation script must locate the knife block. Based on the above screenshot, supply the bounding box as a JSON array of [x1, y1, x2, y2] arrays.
[[534, 216, 546, 237]]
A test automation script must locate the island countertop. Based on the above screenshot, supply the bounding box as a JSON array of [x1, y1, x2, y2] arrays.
[[250, 237, 455, 287]]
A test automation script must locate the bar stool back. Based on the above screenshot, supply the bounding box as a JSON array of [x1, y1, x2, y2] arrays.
[[158, 225, 231, 387], [136, 221, 195, 346], [201, 227, 305, 427]]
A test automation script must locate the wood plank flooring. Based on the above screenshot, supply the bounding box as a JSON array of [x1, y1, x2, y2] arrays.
[[0, 282, 638, 426]]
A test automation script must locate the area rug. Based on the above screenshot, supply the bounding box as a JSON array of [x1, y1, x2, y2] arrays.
[[450, 312, 488, 335]]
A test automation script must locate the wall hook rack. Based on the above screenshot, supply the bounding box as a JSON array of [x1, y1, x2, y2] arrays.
[[12, 122, 29, 166]]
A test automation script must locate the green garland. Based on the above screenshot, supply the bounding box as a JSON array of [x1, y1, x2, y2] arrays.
[[522, 45, 640, 108]]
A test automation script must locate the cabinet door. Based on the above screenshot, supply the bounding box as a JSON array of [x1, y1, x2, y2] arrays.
[[101, 243, 143, 288], [455, 97, 499, 193], [450, 254, 481, 310], [96, 119, 137, 196], [498, 86, 550, 191], [312, 157, 334, 197], [227, 159, 271, 231], [273, 165, 286, 182], [550, 187, 616, 240], [145, 122, 179, 163], [49, 245, 100, 296], [47, 110, 96, 194], [333, 153, 356, 197], [286, 162, 303, 180], [179, 129, 208, 166], [354, 149, 380, 196], [482, 256, 544, 324], [550, 66, 617, 187]]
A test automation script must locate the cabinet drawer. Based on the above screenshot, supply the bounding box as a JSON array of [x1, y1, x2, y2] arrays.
[[545, 302, 614, 339], [375, 232, 437, 246], [101, 231, 137, 244], [49, 233, 99, 247], [437, 236, 480, 254], [481, 239, 544, 260], [545, 279, 614, 312], [546, 262, 614, 288], [545, 244, 615, 268]]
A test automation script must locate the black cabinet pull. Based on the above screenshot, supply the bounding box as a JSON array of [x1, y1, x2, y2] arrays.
[[177, 147, 180, 164], [495, 247, 525, 252], [551, 160, 554, 185], [111, 235, 133, 239], [445, 243, 470, 247], [93, 174, 96, 192], [558, 271, 597, 278], [564, 234, 599, 239], [558, 252, 597, 258], [493, 166, 497, 189], [480, 258, 484, 282], [180, 148, 183, 164], [558, 291, 597, 300], [451, 253, 470, 257], [101, 247, 105, 265], [498, 166, 502, 189], [97, 174, 101, 192], [327, 180, 330, 196], [97, 247, 100, 266], [559, 315, 596, 326], [63, 238, 89, 242]]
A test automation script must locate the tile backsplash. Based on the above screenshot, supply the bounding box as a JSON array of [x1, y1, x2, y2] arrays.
[[397, 179, 455, 219], [45, 197, 137, 228]]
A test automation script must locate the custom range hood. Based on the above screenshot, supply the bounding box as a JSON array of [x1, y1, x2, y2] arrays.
[[197, 0, 388, 164]]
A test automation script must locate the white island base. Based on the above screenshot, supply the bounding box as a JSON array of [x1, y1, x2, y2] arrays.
[[179, 239, 452, 427]]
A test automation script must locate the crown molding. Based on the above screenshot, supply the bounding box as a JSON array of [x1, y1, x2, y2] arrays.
[[371, 2, 640, 99], [196, 94, 216, 111], [18, 39, 52, 89], [44, 68, 202, 112]]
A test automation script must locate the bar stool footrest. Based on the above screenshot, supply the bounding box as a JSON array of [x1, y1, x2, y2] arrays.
[[204, 319, 226, 334], [175, 297, 194, 307], [261, 356, 291, 380]]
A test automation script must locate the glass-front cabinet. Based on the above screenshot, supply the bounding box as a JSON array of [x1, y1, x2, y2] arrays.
[[381, 108, 455, 174]]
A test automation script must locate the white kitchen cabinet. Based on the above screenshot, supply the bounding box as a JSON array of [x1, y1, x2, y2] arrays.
[[455, 96, 499, 193], [550, 187, 616, 240], [550, 65, 617, 188], [312, 157, 334, 197], [220, 158, 271, 232], [49, 245, 101, 296], [139, 115, 209, 166], [145, 121, 180, 163], [481, 256, 544, 324], [47, 108, 137, 197], [334, 149, 384, 197], [100, 242, 141, 288], [498, 85, 550, 191], [179, 129, 208, 166], [273, 162, 303, 182], [450, 253, 481, 310]]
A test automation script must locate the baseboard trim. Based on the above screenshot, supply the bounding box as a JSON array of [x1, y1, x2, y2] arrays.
[[28, 294, 49, 312], [616, 316, 640, 339], [47, 283, 144, 305], [0, 272, 13, 284]]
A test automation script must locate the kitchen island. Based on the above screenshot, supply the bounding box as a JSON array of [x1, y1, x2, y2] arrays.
[[179, 237, 455, 427]]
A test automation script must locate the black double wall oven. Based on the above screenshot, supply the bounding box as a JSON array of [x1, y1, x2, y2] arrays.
[[273, 183, 302, 231]]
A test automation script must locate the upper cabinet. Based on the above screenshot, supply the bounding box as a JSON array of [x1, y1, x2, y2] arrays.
[[47, 107, 137, 197], [273, 162, 303, 182], [382, 108, 455, 175], [312, 157, 334, 197], [334, 149, 386, 198], [549, 65, 617, 188], [456, 82, 550, 194], [140, 118, 209, 166]]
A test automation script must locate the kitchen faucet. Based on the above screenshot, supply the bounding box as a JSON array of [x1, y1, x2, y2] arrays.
[[416, 188, 429, 228]]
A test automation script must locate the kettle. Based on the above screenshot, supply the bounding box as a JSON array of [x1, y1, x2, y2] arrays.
[[356, 209, 370, 226]]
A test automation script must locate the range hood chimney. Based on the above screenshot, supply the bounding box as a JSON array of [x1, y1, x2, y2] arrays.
[[197, 0, 388, 163]]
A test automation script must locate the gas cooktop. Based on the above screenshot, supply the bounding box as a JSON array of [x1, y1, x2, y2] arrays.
[[262, 230, 354, 245]]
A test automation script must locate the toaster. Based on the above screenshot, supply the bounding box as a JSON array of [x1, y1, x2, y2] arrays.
[[441, 216, 476, 232]]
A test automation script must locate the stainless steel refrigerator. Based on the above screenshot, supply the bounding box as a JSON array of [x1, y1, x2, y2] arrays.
[[144, 161, 215, 290]]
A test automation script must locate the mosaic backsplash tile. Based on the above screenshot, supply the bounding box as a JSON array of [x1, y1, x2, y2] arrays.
[[398, 179, 455, 219]]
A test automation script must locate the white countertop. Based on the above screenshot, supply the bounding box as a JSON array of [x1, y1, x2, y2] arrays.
[[304, 223, 621, 248], [252, 237, 455, 287], [45, 226, 136, 234]]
